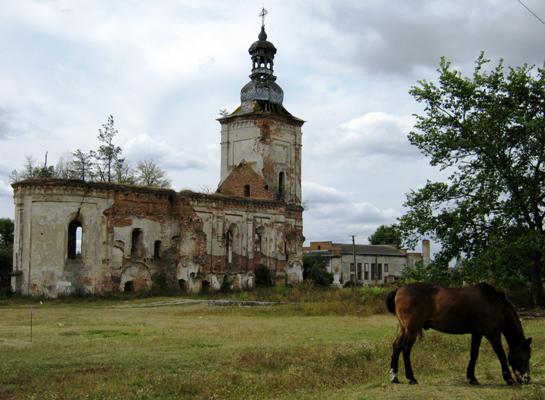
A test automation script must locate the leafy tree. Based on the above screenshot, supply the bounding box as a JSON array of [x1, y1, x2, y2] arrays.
[[135, 160, 171, 188], [114, 159, 136, 185], [10, 155, 54, 182], [368, 224, 401, 247], [70, 149, 95, 181], [0, 218, 14, 247], [92, 115, 122, 183], [399, 54, 545, 306], [303, 254, 333, 286], [0, 218, 13, 294]]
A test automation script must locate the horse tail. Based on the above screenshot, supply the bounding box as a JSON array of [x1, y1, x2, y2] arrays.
[[386, 289, 397, 314]]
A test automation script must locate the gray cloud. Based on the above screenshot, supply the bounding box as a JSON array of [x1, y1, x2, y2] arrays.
[[124, 133, 208, 171], [306, 0, 545, 77], [303, 181, 398, 243]]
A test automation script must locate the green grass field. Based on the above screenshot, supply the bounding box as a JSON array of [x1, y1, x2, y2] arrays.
[[1, 288, 544, 400]]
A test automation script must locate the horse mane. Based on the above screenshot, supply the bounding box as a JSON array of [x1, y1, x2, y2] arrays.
[[476, 283, 525, 346], [476, 282, 506, 301]]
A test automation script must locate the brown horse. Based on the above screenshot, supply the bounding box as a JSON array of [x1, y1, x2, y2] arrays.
[[386, 283, 532, 385]]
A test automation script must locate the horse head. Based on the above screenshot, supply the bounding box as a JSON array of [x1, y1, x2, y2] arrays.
[[508, 337, 532, 384]]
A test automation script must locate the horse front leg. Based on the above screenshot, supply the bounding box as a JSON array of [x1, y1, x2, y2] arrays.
[[466, 333, 482, 385], [390, 333, 404, 383], [486, 332, 515, 385], [402, 333, 418, 384]]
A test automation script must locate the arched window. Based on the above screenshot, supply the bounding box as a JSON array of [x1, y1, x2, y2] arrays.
[[255, 227, 264, 254], [68, 219, 83, 259], [226, 230, 233, 264], [278, 172, 285, 200], [131, 228, 143, 258], [154, 240, 161, 260], [244, 185, 251, 197]]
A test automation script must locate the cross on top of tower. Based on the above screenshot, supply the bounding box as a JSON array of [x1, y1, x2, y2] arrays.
[[259, 7, 268, 27]]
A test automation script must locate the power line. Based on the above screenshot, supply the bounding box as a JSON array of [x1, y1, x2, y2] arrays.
[[518, 0, 545, 27]]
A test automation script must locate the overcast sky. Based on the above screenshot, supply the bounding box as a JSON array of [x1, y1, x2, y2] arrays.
[[1, 0, 544, 250]]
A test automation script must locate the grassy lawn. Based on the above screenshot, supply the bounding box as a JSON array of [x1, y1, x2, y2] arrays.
[[0, 289, 544, 400]]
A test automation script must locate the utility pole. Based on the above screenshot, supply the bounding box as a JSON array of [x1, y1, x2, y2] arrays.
[[351, 235, 357, 285]]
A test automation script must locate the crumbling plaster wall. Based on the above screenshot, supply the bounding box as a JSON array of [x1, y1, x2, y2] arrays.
[[12, 183, 113, 297], [12, 180, 303, 297]]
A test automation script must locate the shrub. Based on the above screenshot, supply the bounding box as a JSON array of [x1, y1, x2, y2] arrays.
[[255, 264, 273, 287], [303, 254, 333, 286]]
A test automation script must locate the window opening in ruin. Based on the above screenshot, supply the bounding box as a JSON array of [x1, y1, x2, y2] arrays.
[[131, 228, 143, 258], [244, 184, 251, 197], [371, 263, 376, 280], [378, 263, 382, 280], [202, 280, 210, 292], [264, 184, 269, 191], [226, 230, 233, 264], [68, 220, 83, 259], [124, 281, 134, 292], [357, 263, 362, 281], [255, 228, 264, 254], [154, 240, 161, 260], [364, 263, 369, 280], [318, 245, 321, 250], [384, 263, 389, 273], [179, 279, 187, 291], [278, 172, 285, 200]]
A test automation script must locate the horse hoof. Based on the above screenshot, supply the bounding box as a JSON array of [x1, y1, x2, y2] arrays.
[[469, 378, 480, 385], [408, 378, 418, 385], [391, 377, 400, 384]]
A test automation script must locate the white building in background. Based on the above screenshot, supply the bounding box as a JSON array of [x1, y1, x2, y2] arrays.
[[304, 240, 430, 286]]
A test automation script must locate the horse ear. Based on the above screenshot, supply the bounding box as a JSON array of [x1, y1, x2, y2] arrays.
[[526, 337, 532, 346]]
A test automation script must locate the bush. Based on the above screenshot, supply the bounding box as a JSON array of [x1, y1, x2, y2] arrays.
[[303, 254, 333, 286], [220, 275, 231, 293], [255, 264, 273, 287]]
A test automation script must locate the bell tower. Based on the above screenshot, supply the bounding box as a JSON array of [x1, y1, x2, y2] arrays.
[[217, 10, 304, 205]]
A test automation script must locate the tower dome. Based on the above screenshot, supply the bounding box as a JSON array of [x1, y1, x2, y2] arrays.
[[240, 22, 284, 107]]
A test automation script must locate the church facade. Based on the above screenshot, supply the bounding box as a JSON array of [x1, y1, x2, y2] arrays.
[[10, 24, 305, 297]]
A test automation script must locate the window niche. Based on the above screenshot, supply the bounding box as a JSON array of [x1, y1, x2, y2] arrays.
[[244, 184, 251, 197], [131, 228, 144, 259], [68, 219, 83, 259], [278, 172, 285, 200], [154, 240, 161, 260], [226, 230, 233, 264]]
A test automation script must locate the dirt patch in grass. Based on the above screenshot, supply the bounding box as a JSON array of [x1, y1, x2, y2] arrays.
[[84, 329, 139, 338]]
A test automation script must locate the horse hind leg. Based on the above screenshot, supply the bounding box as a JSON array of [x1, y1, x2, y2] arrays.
[[466, 333, 482, 385], [402, 330, 419, 384], [390, 332, 404, 384]]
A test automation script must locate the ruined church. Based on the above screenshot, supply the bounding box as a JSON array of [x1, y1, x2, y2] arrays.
[[10, 22, 305, 297]]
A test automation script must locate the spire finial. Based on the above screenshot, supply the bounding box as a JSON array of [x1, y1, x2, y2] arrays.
[[259, 7, 268, 28]]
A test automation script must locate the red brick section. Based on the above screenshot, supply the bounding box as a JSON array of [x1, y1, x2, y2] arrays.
[[217, 162, 274, 200]]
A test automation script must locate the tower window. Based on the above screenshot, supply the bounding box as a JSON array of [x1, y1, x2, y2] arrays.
[[68, 220, 83, 259], [244, 185, 251, 197]]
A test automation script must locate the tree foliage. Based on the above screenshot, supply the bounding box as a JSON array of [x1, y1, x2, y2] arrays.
[[9, 115, 171, 189], [0, 218, 14, 295], [399, 54, 545, 306], [135, 160, 171, 188], [303, 254, 333, 286], [368, 224, 401, 247], [92, 115, 123, 183]]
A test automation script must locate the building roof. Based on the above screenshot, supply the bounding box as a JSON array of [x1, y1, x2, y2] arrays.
[[304, 241, 409, 257], [334, 243, 407, 257]]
